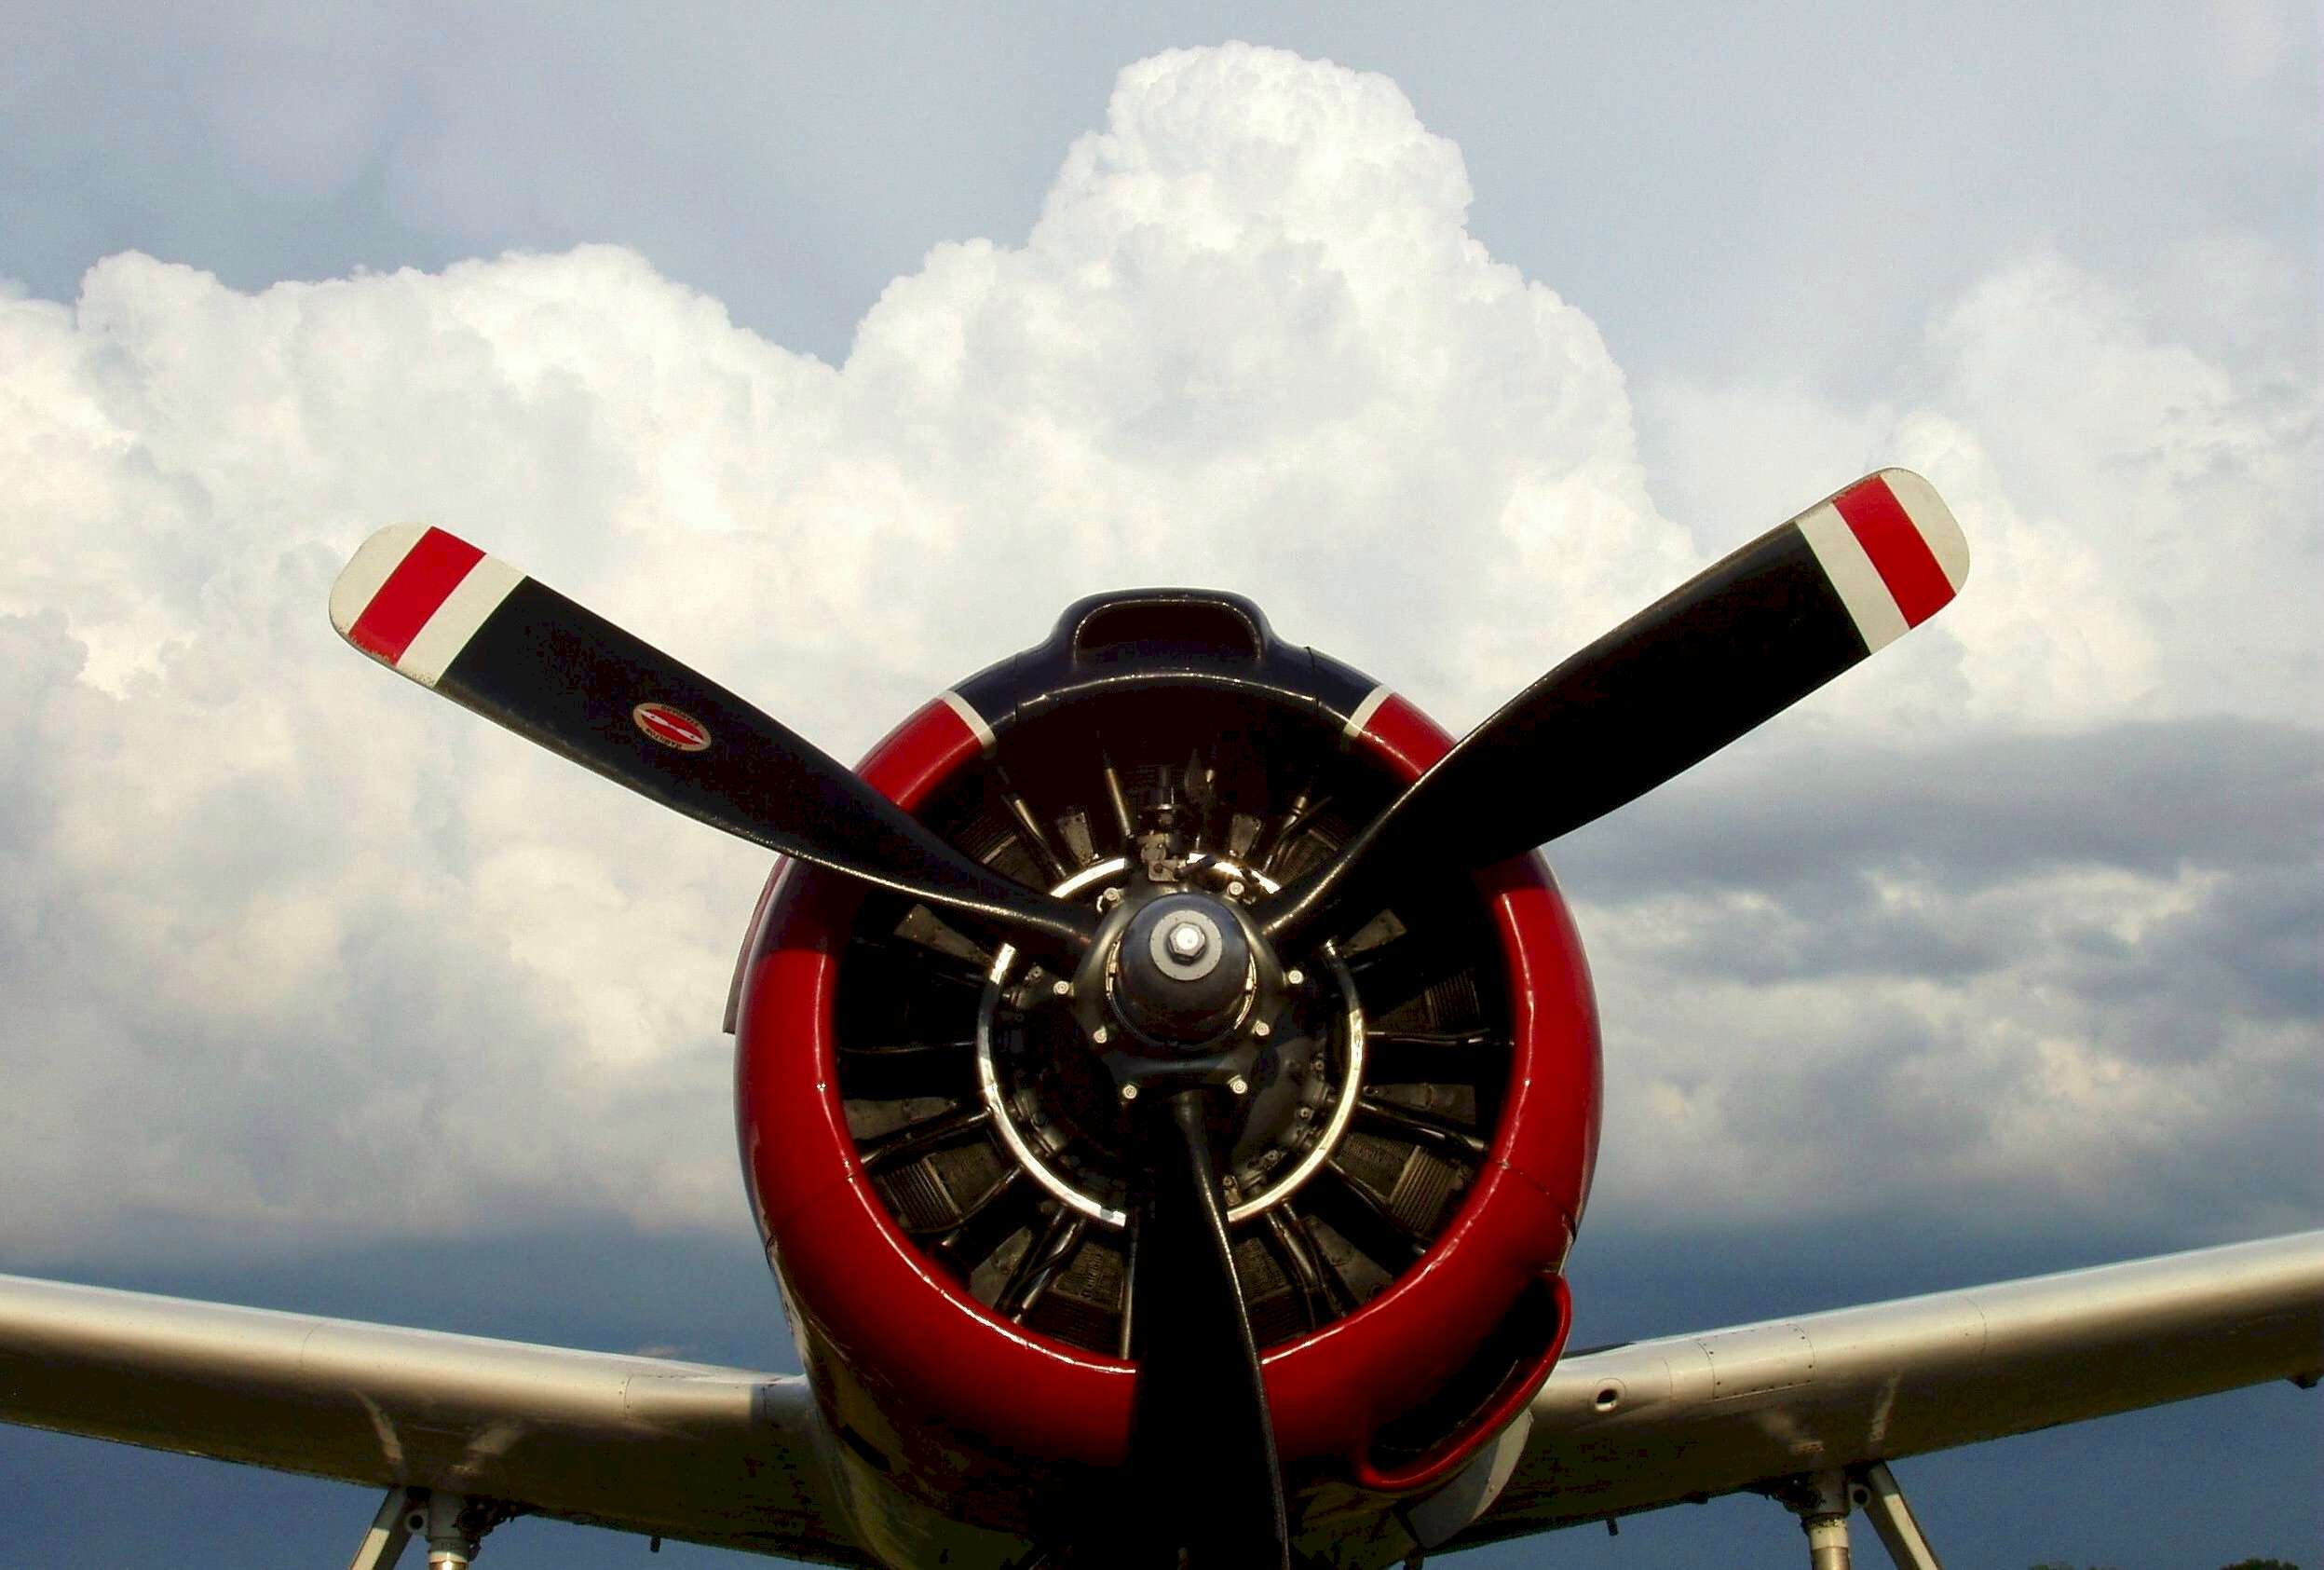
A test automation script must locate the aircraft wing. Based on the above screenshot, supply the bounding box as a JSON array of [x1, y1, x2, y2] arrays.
[[0, 1272, 870, 1564], [1458, 1229, 2324, 1549], [5, 1234, 2317, 1566]]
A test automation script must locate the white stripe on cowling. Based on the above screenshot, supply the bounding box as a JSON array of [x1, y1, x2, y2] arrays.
[[327, 523, 429, 641], [397, 555, 524, 687], [1342, 683, 1393, 739], [1796, 501, 1909, 654], [941, 689, 998, 754]]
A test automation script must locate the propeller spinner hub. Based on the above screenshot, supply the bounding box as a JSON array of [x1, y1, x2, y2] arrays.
[[1114, 894, 1252, 1045]]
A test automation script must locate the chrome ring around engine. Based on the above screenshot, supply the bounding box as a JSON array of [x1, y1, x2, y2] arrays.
[[977, 855, 1366, 1229]]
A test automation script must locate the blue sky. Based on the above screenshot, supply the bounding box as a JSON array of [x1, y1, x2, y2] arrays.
[[1, 6, 2317, 1565]]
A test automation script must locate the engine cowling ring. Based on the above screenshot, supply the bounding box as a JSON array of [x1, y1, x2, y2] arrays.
[[735, 678, 1599, 1517]]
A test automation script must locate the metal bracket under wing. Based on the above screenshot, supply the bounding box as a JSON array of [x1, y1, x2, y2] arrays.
[[350, 1489, 417, 1570]]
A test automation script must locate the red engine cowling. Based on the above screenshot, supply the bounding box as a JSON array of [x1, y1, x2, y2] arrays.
[[731, 591, 1600, 1545]]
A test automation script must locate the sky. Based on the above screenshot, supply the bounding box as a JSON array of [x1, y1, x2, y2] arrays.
[[1, 5, 2317, 1567]]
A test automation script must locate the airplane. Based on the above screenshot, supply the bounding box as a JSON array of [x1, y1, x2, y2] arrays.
[[2, 470, 2317, 1569]]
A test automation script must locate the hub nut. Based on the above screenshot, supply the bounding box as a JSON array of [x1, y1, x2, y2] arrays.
[[1111, 894, 1249, 1046]]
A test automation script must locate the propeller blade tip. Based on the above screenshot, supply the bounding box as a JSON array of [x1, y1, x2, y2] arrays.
[[1801, 471, 1971, 653], [1874, 468, 1970, 594], [328, 524, 517, 686], [329, 523, 436, 643]]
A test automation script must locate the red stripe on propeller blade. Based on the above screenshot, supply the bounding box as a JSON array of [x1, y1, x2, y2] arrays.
[[349, 528, 485, 664], [1833, 475, 1954, 629]]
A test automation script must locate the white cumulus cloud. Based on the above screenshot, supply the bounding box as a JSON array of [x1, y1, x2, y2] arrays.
[[1646, 253, 2320, 730], [0, 44, 2313, 1260]]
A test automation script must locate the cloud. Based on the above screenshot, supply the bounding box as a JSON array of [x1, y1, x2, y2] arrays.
[[0, 45, 2314, 1261], [1558, 718, 2321, 1240], [1645, 253, 2321, 730], [1614, 248, 2320, 1238]]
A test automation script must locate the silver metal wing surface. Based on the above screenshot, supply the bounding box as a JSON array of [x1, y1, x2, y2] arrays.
[[0, 1272, 869, 1565], [1458, 1230, 2324, 1551], [5, 1231, 2317, 1567]]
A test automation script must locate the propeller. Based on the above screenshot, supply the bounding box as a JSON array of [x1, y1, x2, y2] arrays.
[[1122, 1090, 1291, 1568], [1259, 470, 1968, 951], [333, 470, 1965, 1563], [327, 525, 1096, 959]]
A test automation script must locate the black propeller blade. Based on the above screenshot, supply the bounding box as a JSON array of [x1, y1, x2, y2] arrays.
[[339, 471, 1967, 1565], [1261, 470, 1968, 951], [330, 525, 1096, 958], [1123, 1089, 1291, 1569]]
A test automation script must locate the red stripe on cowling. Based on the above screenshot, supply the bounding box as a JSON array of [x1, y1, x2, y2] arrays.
[[348, 528, 485, 664], [1833, 475, 1954, 628], [858, 697, 984, 811], [1355, 691, 1452, 775]]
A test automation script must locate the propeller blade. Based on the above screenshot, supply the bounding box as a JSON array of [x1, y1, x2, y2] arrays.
[[1123, 1090, 1290, 1569], [329, 525, 1095, 956], [1263, 470, 1968, 949]]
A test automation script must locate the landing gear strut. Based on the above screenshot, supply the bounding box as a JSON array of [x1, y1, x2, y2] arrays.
[[1850, 1463, 1944, 1570], [347, 1488, 510, 1570], [1775, 1463, 1945, 1570], [1783, 1472, 1854, 1570]]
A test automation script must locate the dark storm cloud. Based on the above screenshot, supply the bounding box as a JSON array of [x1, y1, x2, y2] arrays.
[[1553, 717, 2319, 1070], [1556, 717, 2319, 902], [1562, 717, 2318, 1238]]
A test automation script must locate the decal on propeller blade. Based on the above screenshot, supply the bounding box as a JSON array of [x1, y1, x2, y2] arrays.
[[632, 703, 713, 752]]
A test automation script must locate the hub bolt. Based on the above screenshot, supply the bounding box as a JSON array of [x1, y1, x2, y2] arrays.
[[1251, 1019, 1271, 1038], [1284, 968, 1304, 987], [1165, 922, 1208, 961], [1228, 1076, 1248, 1096], [1120, 1083, 1139, 1102]]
